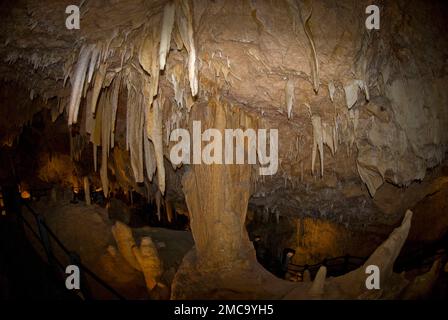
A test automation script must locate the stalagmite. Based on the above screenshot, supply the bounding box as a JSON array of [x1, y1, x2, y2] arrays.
[[2, 0, 446, 302], [83, 176, 91, 205], [159, 2, 176, 71], [338, 210, 414, 298], [111, 221, 141, 271], [285, 79, 294, 119], [311, 115, 324, 177], [309, 266, 326, 298], [401, 259, 441, 299], [365, 210, 413, 277], [132, 237, 163, 291], [284, 210, 416, 299], [111, 222, 162, 292]]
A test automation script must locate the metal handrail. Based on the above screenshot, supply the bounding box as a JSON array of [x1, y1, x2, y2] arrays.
[[286, 247, 447, 276]]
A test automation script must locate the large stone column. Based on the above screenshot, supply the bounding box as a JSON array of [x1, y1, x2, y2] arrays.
[[171, 99, 294, 299]]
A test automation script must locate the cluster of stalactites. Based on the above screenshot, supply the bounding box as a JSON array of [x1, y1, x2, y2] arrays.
[[65, 0, 198, 197]]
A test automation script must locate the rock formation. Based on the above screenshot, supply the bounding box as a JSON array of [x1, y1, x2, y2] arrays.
[[0, 0, 447, 300]]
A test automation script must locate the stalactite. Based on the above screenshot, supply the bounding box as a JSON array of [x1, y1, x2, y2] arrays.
[[83, 176, 91, 205], [322, 122, 335, 156], [349, 108, 359, 133], [139, 27, 160, 103], [285, 78, 294, 119], [68, 44, 94, 125], [51, 100, 61, 122], [311, 115, 324, 177], [344, 80, 367, 109], [150, 34, 160, 100], [139, 31, 154, 74], [344, 81, 358, 109], [93, 143, 98, 172], [165, 119, 171, 147], [155, 190, 162, 221], [302, 6, 319, 93], [110, 75, 121, 148], [165, 201, 173, 223], [87, 44, 101, 84], [173, 24, 184, 50], [328, 81, 335, 102], [176, 0, 198, 97], [262, 207, 269, 223], [159, 2, 176, 70], [288, 0, 319, 93], [91, 63, 107, 115], [333, 115, 338, 154], [144, 134, 157, 182], [99, 87, 113, 197], [146, 98, 166, 194], [126, 82, 131, 151], [170, 64, 185, 109], [127, 85, 145, 183], [357, 162, 383, 197]]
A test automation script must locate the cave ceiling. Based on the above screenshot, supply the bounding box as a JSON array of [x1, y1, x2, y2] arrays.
[[0, 0, 447, 230]]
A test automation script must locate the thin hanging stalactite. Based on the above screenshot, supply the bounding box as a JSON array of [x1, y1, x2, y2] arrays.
[[159, 2, 176, 70], [68, 44, 94, 125]]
